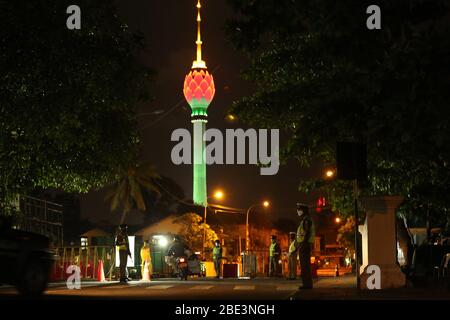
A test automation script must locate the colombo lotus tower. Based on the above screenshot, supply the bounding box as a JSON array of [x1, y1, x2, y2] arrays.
[[183, 0, 215, 206]]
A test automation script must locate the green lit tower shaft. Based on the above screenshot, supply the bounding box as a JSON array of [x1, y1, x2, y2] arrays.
[[192, 119, 207, 206], [183, 0, 215, 206]]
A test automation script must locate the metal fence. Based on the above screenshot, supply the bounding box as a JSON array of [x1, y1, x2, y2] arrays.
[[242, 249, 289, 277], [50, 246, 116, 281], [15, 195, 63, 245]]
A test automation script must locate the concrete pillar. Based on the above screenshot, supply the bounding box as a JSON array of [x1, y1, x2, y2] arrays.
[[359, 196, 406, 289]]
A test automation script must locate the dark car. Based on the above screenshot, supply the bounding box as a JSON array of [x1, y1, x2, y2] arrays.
[[0, 216, 57, 296]]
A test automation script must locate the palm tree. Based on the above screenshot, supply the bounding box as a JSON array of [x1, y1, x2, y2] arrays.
[[105, 162, 160, 224]]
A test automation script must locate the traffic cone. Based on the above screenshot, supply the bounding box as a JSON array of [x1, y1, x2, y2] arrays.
[[96, 259, 106, 282], [141, 261, 150, 282], [335, 264, 340, 277]]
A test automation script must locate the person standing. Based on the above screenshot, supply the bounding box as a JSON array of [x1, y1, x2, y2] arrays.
[[296, 203, 315, 289], [269, 235, 281, 277], [140, 240, 152, 280], [212, 240, 222, 279], [287, 232, 298, 280], [116, 224, 131, 283]]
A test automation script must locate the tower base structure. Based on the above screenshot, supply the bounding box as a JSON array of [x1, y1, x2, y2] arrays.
[[359, 196, 406, 289]]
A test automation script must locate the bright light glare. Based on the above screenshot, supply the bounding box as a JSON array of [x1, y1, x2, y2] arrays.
[[326, 170, 335, 178], [335, 217, 341, 223], [214, 190, 224, 200], [158, 237, 168, 247], [263, 201, 270, 208]]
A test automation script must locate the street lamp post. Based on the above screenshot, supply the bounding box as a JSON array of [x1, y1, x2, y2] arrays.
[[202, 190, 224, 257], [245, 201, 270, 252], [324, 169, 335, 203], [325, 168, 360, 288], [353, 179, 360, 289], [203, 204, 207, 257], [245, 205, 255, 253], [243, 201, 269, 277]]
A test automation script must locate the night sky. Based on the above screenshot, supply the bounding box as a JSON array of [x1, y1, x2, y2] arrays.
[[81, 0, 322, 225]]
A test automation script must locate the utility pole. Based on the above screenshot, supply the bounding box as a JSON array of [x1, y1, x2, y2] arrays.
[[353, 179, 360, 289], [203, 204, 207, 258]]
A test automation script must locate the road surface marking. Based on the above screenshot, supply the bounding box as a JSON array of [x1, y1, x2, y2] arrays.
[[276, 285, 299, 291], [43, 283, 132, 293], [233, 285, 255, 290], [146, 285, 175, 290], [190, 285, 214, 290], [102, 285, 133, 289]]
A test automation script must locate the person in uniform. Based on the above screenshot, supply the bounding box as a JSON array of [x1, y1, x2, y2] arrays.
[[212, 239, 223, 279], [116, 224, 131, 283], [140, 240, 152, 280], [296, 203, 315, 289], [269, 235, 281, 277], [287, 232, 298, 280]]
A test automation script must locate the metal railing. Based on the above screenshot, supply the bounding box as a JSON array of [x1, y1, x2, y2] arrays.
[[15, 195, 63, 245], [51, 246, 116, 281], [241, 249, 347, 278], [242, 249, 289, 276]]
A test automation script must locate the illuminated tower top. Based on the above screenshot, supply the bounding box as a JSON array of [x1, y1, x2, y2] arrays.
[[193, 0, 206, 69], [183, 0, 215, 118]]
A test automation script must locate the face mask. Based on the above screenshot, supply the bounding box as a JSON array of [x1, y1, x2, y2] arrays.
[[297, 209, 303, 216]]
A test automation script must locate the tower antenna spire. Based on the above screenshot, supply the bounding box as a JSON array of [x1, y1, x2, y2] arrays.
[[192, 0, 206, 69]]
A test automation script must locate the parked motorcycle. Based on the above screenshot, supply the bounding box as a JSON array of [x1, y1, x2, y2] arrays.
[[165, 249, 204, 280]]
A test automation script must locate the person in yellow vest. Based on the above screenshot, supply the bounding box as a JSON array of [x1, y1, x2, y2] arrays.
[[296, 203, 315, 289], [287, 232, 298, 280], [213, 240, 222, 279], [116, 224, 131, 283], [269, 235, 281, 277], [140, 240, 152, 280]]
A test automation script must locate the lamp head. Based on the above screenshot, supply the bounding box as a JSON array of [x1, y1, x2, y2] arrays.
[[214, 190, 224, 200]]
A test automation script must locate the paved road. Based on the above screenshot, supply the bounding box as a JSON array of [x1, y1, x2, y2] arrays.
[[0, 278, 305, 300], [2, 276, 449, 300]]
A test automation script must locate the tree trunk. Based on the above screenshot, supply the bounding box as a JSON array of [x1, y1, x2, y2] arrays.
[[120, 209, 128, 225]]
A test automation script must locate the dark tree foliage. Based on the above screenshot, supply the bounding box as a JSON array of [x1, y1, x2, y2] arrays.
[[226, 0, 450, 229], [0, 0, 153, 212]]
